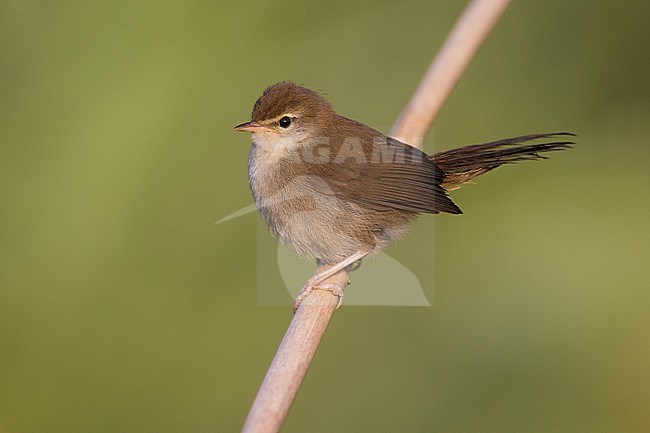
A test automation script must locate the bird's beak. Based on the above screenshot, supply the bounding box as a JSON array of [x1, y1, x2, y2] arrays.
[[233, 121, 274, 133]]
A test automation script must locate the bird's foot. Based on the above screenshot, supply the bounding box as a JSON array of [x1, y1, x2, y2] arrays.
[[293, 280, 345, 312]]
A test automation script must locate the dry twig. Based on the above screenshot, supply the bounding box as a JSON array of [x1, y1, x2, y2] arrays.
[[391, 0, 511, 148], [241, 270, 347, 433]]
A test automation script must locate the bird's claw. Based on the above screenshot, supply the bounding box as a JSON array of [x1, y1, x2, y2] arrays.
[[293, 282, 345, 312]]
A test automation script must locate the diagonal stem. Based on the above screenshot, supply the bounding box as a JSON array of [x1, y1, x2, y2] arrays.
[[391, 0, 511, 148]]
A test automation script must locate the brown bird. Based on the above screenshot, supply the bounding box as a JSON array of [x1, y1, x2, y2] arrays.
[[234, 81, 573, 308]]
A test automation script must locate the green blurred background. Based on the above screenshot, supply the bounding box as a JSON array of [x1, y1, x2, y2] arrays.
[[1, 1, 649, 432]]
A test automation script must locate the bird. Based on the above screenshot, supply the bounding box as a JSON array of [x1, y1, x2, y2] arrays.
[[234, 81, 573, 308]]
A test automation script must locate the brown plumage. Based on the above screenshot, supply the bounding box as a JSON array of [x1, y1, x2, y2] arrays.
[[235, 81, 573, 265], [433, 133, 574, 190]]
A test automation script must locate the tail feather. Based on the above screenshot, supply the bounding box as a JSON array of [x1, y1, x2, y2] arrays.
[[432, 132, 574, 190]]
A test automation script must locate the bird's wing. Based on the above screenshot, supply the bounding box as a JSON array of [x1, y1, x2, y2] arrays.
[[309, 135, 462, 215]]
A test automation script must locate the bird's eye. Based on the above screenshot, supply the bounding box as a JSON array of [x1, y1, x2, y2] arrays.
[[278, 116, 291, 128]]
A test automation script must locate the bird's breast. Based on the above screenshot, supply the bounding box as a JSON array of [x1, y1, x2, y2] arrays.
[[248, 144, 379, 262]]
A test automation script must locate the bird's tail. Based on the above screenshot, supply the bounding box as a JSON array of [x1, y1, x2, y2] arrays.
[[431, 132, 575, 191]]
